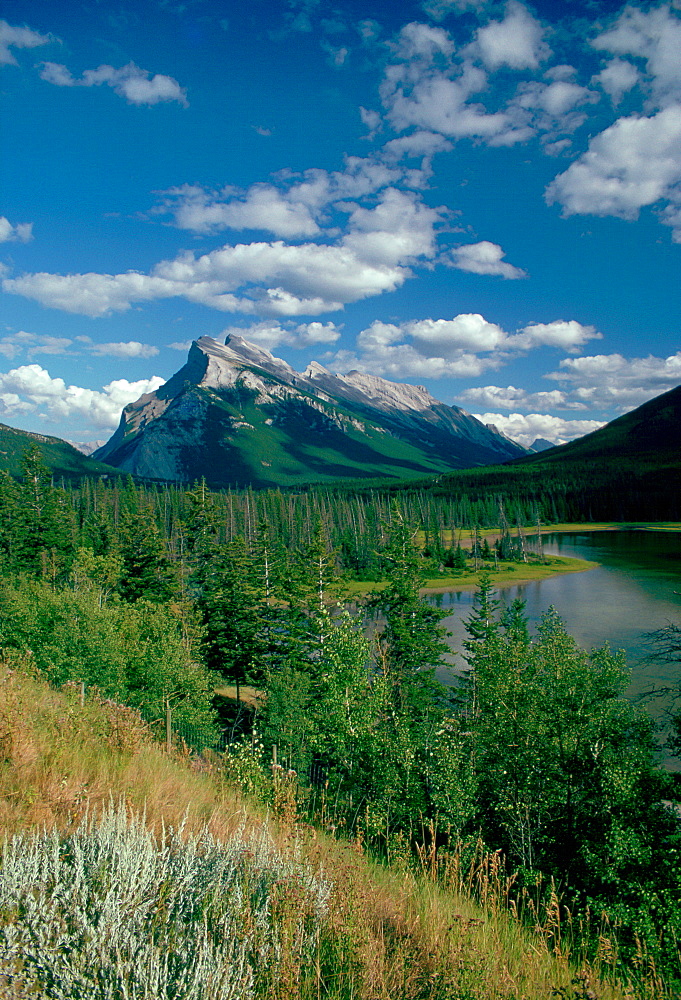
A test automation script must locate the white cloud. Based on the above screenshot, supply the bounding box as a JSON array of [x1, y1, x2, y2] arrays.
[[0, 330, 159, 361], [88, 340, 159, 358], [391, 22, 454, 61], [2, 271, 179, 317], [0, 19, 51, 65], [158, 183, 321, 238], [221, 320, 341, 350], [591, 4, 681, 109], [444, 240, 527, 278], [0, 365, 165, 429], [0, 216, 33, 243], [359, 106, 382, 137], [592, 58, 640, 104], [155, 155, 419, 237], [510, 320, 601, 352], [512, 79, 599, 136], [0, 331, 72, 359], [548, 350, 681, 409], [470, 411, 603, 447], [382, 130, 453, 160], [458, 385, 571, 411], [322, 42, 348, 67], [40, 61, 188, 106], [406, 314, 507, 353], [325, 314, 509, 379], [324, 310, 608, 383], [471, 2, 550, 71], [4, 187, 444, 318], [382, 54, 531, 144], [545, 106, 681, 240]]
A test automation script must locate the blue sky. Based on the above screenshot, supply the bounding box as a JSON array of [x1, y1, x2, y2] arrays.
[[1, 0, 680, 447]]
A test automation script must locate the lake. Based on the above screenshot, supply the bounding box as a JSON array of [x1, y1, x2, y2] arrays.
[[429, 530, 681, 765]]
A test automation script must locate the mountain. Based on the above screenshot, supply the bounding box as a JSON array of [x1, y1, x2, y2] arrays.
[[528, 437, 556, 453], [515, 384, 681, 468], [68, 439, 107, 456], [0, 423, 119, 479], [93, 335, 526, 487]]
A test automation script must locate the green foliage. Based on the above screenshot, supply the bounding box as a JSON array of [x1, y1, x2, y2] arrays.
[[118, 509, 177, 603], [9, 447, 75, 579], [0, 578, 217, 737], [465, 594, 667, 891]]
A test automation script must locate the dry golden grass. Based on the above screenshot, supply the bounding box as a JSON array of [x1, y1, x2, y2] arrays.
[[0, 656, 664, 1000]]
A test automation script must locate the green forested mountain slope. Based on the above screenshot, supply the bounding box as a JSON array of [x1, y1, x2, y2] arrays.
[[515, 384, 681, 467], [0, 423, 119, 479]]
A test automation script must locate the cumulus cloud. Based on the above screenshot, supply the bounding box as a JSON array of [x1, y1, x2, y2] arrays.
[[0, 365, 165, 429], [405, 314, 507, 353], [469, 411, 603, 447], [325, 310, 606, 383], [0, 19, 51, 65], [444, 240, 527, 278], [0, 216, 33, 243], [379, 15, 562, 147], [4, 189, 444, 317], [545, 106, 681, 239], [39, 61, 188, 106], [591, 4, 681, 109], [85, 340, 159, 358], [381, 43, 531, 144], [458, 385, 572, 411], [2, 271, 179, 317], [158, 183, 321, 238], [382, 130, 453, 160], [470, 2, 551, 71], [548, 350, 681, 409], [326, 314, 507, 380], [221, 320, 341, 350], [592, 58, 640, 104], [155, 155, 419, 237], [512, 79, 599, 136], [510, 320, 601, 352]]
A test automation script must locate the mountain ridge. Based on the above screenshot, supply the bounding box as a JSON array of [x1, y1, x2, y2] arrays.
[[93, 335, 526, 487]]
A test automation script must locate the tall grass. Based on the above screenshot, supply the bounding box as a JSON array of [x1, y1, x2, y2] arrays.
[[0, 657, 670, 999]]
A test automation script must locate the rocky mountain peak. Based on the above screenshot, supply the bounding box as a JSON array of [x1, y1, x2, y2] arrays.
[[93, 334, 527, 486]]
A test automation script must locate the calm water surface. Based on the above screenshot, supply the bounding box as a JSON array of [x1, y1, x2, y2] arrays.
[[430, 530, 681, 760]]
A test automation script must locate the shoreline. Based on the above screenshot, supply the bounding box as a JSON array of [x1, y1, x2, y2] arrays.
[[345, 522, 680, 598], [419, 555, 599, 595], [419, 557, 599, 595]]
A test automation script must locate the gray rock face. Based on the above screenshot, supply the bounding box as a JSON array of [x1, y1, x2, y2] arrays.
[[93, 335, 526, 485]]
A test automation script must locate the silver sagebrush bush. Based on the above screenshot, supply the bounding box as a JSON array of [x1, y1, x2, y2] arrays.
[[0, 802, 329, 999]]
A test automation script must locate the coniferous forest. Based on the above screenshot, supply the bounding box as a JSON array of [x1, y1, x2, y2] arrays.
[[1, 447, 680, 997]]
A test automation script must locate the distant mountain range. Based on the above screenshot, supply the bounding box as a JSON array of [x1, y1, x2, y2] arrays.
[[92, 335, 526, 487]]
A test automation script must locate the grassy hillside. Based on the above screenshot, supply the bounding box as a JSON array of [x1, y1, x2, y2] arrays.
[[0, 422, 120, 479], [0, 658, 648, 999]]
